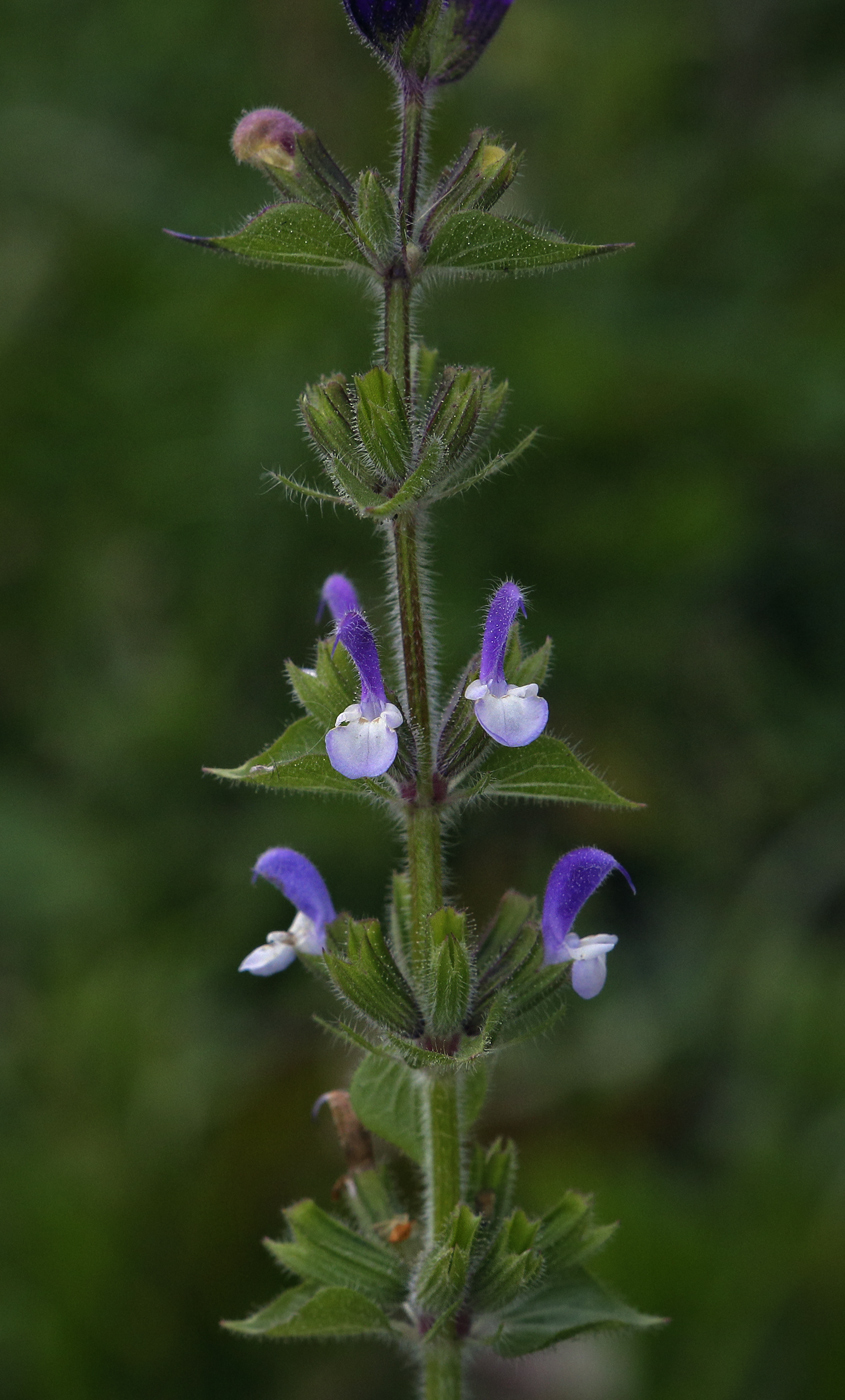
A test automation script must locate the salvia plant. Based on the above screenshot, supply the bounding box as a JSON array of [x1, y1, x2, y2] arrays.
[[169, 2, 662, 1395]]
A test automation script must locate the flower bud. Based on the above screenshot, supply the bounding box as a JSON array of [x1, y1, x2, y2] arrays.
[[344, 0, 429, 54], [231, 107, 305, 172]]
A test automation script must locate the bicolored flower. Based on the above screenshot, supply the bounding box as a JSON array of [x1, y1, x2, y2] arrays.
[[343, 0, 429, 53], [325, 611, 403, 778], [437, 1, 514, 83], [317, 572, 360, 625], [230, 108, 305, 172], [465, 581, 548, 747], [240, 848, 336, 976], [542, 847, 635, 999]]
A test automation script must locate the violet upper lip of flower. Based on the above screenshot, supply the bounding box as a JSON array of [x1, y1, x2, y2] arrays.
[[325, 610, 404, 779], [240, 848, 336, 975], [317, 572, 359, 626], [541, 846, 635, 998], [465, 581, 549, 747]]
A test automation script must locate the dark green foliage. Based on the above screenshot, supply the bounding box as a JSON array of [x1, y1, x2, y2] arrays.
[[419, 908, 473, 1036], [356, 171, 397, 263], [414, 1205, 481, 1313], [350, 1054, 425, 1163], [173, 203, 371, 271], [472, 734, 639, 806], [266, 1199, 408, 1305], [426, 212, 629, 277], [225, 1282, 395, 1340], [483, 1271, 662, 1357], [325, 918, 423, 1036]]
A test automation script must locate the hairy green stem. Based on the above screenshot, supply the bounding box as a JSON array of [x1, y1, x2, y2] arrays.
[[387, 87, 465, 1400], [423, 1340, 463, 1400], [424, 1074, 462, 1243]]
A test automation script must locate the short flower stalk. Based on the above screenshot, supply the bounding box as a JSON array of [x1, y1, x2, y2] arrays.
[[176, 2, 659, 1395]]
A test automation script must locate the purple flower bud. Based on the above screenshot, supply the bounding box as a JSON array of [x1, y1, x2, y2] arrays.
[[437, 0, 514, 83], [465, 581, 548, 747], [542, 847, 635, 998], [325, 611, 403, 778], [231, 108, 305, 172], [240, 847, 336, 976], [343, 0, 429, 52], [317, 573, 360, 626]]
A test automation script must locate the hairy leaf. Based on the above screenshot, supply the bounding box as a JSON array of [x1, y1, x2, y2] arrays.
[[169, 203, 371, 270], [206, 716, 380, 798], [225, 1282, 394, 1339], [268, 1199, 407, 1304], [426, 212, 631, 277], [484, 1268, 663, 1357], [474, 735, 639, 807], [350, 1053, 424, 1164]]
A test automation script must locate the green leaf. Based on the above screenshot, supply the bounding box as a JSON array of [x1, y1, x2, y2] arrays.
[[354, 367, 412, 481], [380, 1031, 489, 1070], [411, 341, 440, 409], [325, 917, 423, 1037], [468, 1138, 518, 1230], [474, 734, 639, 807], [300, 375, 366, 474], [484, 1268, 663, 1357], [468, 1209, 542, 1312], [268, 1199, 407, 1305], [356, 170, 397, 264], [538, 1191, 618, 1277], [421, 907, 472, 1036], [415, 1204, 481, 1312], [170, 203, 371, 270], [487, 965, 571, 1047], [435, 431, 538, 502], [475, 890, 537, 973], [459, 1059, 489, 1131], [313, 1014, 386, 1058], [286, 639, 360, 730], [350, 1053, 424, 1164], [503, 628, 553, 689], [388, 871, 414, 980], [206, 716, 378, 799], [426, 212, 630, 277], [366, 437, 447, 518], [225, 1282, 394, 1339]]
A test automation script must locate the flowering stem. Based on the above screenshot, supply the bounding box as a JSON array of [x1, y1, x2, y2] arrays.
[[386, 83, 463, 1400]]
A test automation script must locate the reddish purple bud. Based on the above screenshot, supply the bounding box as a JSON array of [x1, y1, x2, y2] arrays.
[[231, 107, 305, 172]]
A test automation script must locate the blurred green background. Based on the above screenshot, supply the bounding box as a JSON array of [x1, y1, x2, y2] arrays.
[[3, 0, 845, 1396]]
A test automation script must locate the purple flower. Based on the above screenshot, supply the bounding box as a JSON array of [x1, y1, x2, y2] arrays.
[[542, 848, 635, 999], [465, 582, 548, 747], [240, 848, 336, 976], [317, 573, 360, 625], [343, 0, 428, 51], [325, 611, 404, 778], [436, 1, 514, 83]]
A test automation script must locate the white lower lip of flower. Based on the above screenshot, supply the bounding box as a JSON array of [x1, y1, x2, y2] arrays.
[[557, 933, 619, 999], [465, 680, 549, 747], [325, 701, 403, 779], [238, 911, 322, 974]]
